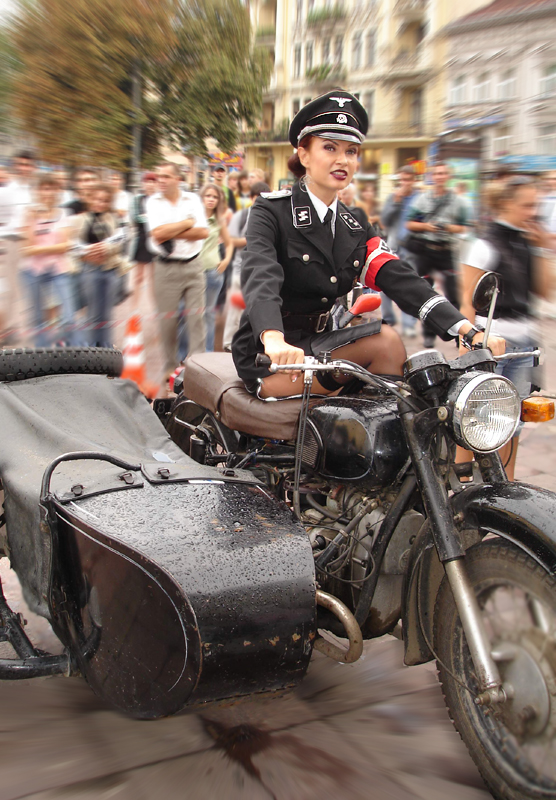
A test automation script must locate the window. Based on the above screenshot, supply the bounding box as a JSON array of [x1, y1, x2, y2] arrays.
[[322, 38, 331, 64], [366, 32, 376, 67], [539, 125, 556, 155], [292, 99, 301, 118], [449, 75, 466, 105], [540, 64, 556, 95], [492, 128, 511, 157], [296, 0, 303, 25], [364, 90, 374, 128], [498, 69, 516, 100], [335, 35, 343, 65], [304, 97, 312, 105], [294, 45, 302, 79], [306, 42, 314, 72], [473, 73, 490, 102], [410, 89, 422, 126], [352, 32, 362, 70]]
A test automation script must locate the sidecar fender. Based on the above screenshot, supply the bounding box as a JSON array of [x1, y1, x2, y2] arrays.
[[402, 481, 556, 667]]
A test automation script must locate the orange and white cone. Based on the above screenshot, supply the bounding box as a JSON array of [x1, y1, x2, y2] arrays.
[[120, 313, 159, 399]]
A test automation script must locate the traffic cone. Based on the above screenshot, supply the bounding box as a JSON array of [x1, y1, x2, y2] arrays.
[[120, 313, 159, 399]]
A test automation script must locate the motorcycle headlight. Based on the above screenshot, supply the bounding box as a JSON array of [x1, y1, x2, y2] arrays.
[[448, 372, 521, 453]]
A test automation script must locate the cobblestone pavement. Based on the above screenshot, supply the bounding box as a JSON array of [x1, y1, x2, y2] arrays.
[[1, 286, 556, 799]]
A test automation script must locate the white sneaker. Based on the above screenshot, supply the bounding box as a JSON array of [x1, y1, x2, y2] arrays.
[[403, 328, 417, 339]]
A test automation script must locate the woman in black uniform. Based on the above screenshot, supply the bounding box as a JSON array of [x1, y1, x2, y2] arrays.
[[232, 91, 504, 398]]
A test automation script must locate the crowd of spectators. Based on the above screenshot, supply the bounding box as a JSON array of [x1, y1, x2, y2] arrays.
[[0, 150, 554, 395]]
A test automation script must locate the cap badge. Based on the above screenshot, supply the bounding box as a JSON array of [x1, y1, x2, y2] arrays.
[[337, 114, 348, 124], [330, 97, 352, 108], [294, 206, 312, 227]]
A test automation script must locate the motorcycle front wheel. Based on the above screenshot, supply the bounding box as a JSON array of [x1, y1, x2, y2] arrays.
[[434, 539, 556, 800]]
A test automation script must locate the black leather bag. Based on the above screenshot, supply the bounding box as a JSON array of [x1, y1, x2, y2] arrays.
[[403, 193, 452, 256]]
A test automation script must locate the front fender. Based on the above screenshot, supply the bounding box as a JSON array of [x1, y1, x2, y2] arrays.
[[402, 481, 556, 667]]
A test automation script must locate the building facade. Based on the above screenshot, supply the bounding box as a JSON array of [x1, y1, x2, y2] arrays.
[[441, 0, 556, 173], [244, 0, 487, 194]]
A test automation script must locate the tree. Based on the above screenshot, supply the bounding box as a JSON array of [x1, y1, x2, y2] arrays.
[[152, 0, 271, 157], [9, 0, 269, 169], [0, 27, 20, 135]]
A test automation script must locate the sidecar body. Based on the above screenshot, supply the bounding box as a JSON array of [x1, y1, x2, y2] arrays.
[[0, 372, 316, 719]]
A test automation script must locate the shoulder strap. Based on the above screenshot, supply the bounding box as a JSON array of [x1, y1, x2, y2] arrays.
[[425, 191, 452, 221]]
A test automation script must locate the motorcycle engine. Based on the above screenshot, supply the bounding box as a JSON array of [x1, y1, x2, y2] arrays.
[[303, 488, 424, 637]]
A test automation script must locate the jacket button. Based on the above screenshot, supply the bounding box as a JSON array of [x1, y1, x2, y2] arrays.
[[330, 276, 337, 283], [321, 297, 328, 303], [302, 254, 310, 262], [354, 260, 360, 267]]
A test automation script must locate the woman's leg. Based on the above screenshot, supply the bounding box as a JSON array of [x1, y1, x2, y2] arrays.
[[259, 325, 406, 399], [52, 273, 78, 345], [96, 269, 117, 348], [21, 270, 48, 347], [204, 268, 225, 353]]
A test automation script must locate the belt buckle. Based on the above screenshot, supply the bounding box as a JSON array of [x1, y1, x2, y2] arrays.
[[315, 312, 329, 333]]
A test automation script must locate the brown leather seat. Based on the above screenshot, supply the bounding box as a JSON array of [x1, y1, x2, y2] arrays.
[[181, 353, 302, 440]]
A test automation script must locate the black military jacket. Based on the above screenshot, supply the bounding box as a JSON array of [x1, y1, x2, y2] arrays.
[[239, 181, 465, 345]]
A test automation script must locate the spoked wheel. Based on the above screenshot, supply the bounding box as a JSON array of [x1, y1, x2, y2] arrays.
[[435, 539, 556, 800]]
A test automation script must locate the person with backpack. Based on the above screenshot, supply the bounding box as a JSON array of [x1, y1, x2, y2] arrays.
[[406, 161, 469, 347]]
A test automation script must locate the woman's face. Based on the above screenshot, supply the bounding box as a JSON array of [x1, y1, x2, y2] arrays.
[[361, 183, 375, 202], [143, 178, 157, 196], [501, 185, 538, 228], [203, 188, 220, 214], [91, 191, 111, 214], [38, 184, 57, 207], [239, 176, 250, 192], [298, 138, 360, 196], [228, 174, 238, 192]]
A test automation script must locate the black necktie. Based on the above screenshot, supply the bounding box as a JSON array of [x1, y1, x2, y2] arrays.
[[323, 208, 334, 246]]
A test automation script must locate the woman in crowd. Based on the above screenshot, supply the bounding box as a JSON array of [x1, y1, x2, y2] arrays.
[[199, 183, 234, 352], [356, 181, 382, 228], [130, 171, 158, 304], [234, 170, 252, 210], [20, 174, 78, 346], [232, 90, 504, 399], [460, 176, 553, 479], [76, 184, 125, 348]]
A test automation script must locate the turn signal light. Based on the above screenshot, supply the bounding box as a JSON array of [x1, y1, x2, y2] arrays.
[[521, 397, 555, 423]]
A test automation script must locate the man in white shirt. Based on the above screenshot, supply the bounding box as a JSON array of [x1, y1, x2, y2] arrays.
[[110, 172, 132, 224], [146, 162, 209, 379], [0, 150, 36, 343]]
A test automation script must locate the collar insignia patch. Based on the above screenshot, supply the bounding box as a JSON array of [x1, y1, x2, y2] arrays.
[[294, 206, 312, 227], [339, 211, 363, 231]]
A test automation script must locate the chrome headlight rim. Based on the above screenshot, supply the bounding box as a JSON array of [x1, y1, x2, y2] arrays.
[[450, 372, 521, 454]]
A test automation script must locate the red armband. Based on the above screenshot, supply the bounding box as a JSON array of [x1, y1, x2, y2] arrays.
[[360, 236, 399, 291]]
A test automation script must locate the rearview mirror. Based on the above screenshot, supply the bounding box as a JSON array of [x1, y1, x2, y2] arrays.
[[472, 272, 499, 313]]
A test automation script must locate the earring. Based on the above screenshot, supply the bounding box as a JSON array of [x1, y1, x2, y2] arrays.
[[300, 174, 311, 191]]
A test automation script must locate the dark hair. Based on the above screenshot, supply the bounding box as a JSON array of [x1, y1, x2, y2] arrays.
[[199, 183, 226, 221], [287, 135, 313, 179], [38, 174, 59, 189], [14, 150, 34, 162], [237, 169, 249, 192], [399, 165, 415, 177], [250, 181, 270, 198], [431, 160, 448, 170], [76, 166, 99, 179]]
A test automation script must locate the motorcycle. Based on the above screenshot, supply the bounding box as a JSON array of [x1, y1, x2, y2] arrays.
[[160, 275, 556, 800]]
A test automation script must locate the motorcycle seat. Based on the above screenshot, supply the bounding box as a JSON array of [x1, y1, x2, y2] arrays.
[[182, 352, 303, 440]]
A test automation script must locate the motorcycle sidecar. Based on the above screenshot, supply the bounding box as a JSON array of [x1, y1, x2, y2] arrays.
[[0, 368, 316, 719]]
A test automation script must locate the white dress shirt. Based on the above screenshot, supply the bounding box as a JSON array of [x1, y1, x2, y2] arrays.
[[146, 191, 207, 260], [307, 188, 337, 236]]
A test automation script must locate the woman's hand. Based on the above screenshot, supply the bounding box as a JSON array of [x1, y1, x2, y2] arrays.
[[458, 326, 506, 356], [261, 330, 305, 383], [217, 259, 229, 274], [524, 221, 551, 249]]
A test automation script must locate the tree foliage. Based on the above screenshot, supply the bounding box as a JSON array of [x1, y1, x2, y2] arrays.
[[9, 0, 269, 168]]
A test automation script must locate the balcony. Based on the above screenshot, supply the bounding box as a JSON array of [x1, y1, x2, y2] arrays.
[[255, 25, 276, 46], [306, 4, 347, 29], [241, 120, 290, 144], [305, 63, 347, 88], [365, 120, 437, 140], [394, 0, 427, 23], [380, 49, 431, 85]]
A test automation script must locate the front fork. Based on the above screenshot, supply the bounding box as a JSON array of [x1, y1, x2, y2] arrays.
[[400, 402, 506, 705]]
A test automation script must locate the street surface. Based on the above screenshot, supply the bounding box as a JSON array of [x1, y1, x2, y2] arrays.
[[1, 287, 555, 799]]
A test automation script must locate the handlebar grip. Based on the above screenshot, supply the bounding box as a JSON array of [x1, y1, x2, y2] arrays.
[[255, 353, 272, 368]]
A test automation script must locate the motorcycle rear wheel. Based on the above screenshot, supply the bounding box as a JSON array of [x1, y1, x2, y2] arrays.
[[435, 539, 556, 800]]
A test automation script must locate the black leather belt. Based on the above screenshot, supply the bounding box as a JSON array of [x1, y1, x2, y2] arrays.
[[158, 254, 199, 264], [282, 311, 330, 334]]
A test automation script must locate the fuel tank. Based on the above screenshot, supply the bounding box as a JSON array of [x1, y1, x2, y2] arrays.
[[307, 394, 408, 488], [48, 462, 316, 719]]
